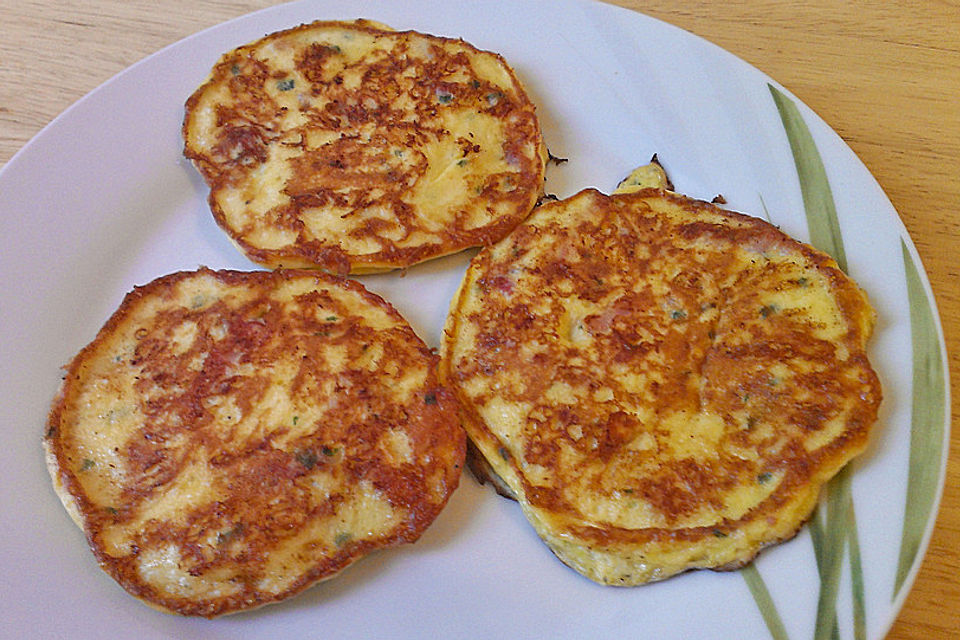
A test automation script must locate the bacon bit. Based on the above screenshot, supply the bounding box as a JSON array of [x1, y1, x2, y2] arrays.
[[584, 307, 627, 334], [480, 274, 514, 296]]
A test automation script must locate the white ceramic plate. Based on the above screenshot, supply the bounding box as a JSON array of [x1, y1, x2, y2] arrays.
[[0, 1, 949, 638]]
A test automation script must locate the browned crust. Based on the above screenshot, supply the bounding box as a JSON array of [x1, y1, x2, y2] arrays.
[[440, 187, 881, 570], [183, 20, 546, 274], [45, 267, 466, 616]]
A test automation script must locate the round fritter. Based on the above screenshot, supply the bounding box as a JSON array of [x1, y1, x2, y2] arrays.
[[183, 20, 546, 274], [440, 188, 881, 585], [45, 268, 465, 617]]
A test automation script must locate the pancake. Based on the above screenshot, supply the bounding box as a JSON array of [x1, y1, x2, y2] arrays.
[[45, 267, 465, 616], [183, 20, 546, 274], [440, 187, 880, 585]]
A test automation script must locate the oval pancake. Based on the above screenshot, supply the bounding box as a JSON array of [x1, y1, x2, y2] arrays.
[[45, 268, 465, 616], [183, 20, 546, 274], [440, 188, 881, 585]]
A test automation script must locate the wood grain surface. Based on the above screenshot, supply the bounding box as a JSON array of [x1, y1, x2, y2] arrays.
[[1, 1, 956, 638]]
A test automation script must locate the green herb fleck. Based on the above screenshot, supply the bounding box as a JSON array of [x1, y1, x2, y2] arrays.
[[230, 63, 240, 76], [437, 91, 454, 104], [325, 315, 338, 322], [486, 91, 503, 106], [713, 529, 728, 538], [457, 158, 468, 167], [424, 392, 438, 405], [80, 458, 96, 471], [757, 472, 773, 484], [498, 446, 511, 461], [759, 303, 779, 318], [334, 532, 353, 547], [292, 416, 299, 425], [217, 524, 243, 545], [105, 506, 118, 516], [276, 78, 295, 91], [796, 277, 809, 287], [295, 449, 318, 470], [670, 309, 687, 321], [321, 445, 339, 457]]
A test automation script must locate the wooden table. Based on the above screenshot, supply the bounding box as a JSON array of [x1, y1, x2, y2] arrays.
[[2, 2, 956, 638]]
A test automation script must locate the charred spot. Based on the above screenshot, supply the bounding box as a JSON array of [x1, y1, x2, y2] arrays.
[[537, 192, 560, 205], [214, 125, 268, 166], [296, 42, 345, 84], [459, 138, 482, 156], [502, 303, 536, 331]]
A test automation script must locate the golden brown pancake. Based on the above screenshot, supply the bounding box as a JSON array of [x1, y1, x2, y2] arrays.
[[45, 267, 465, 616], [183, 20, 546, 274], [440, 187, 880, 585]]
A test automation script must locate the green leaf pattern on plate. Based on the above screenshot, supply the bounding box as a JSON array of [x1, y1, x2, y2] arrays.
[[744, 84, 871, 640], [743, 563, 790, 640], [748, 83, 948, 640], [894, 239, 947, 596]]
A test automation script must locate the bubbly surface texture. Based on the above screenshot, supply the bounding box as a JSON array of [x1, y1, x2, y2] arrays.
[[46, 268, 465, 616], [441, 188, 880, 585], [183, 20, 545, 274]]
